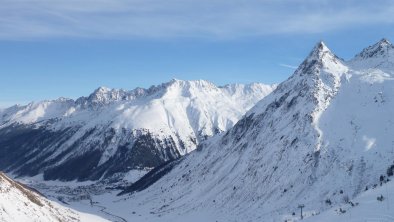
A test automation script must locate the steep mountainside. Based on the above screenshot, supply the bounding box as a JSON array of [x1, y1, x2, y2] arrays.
[[116, 39, 394, 221], [0, 172, 107, 222], [0, 80, 275, 181]]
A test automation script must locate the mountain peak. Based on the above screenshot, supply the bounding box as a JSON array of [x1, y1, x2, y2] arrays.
[[94, 86, 111, 93], [306, 41, 334, 62], [81, 86, 131, 106], [294, 41, 346, 78], [354, 38, 393, 60], [378, 38, 391, 46], [348, 38, 394, 72], [166, 79, 216, 89], [90, 86, 115, 98], [169, 78, 181, 83], [315, 41, 329, 52]]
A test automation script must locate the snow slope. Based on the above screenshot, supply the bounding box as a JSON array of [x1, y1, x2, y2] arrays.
[[0, 172, 108, 222], [0, 80, 275, 181], [111, 39, 394, 221], [304, 179, 394, 222]]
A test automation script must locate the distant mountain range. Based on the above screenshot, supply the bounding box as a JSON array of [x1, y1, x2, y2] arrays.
[[0, 80, 275, 181]]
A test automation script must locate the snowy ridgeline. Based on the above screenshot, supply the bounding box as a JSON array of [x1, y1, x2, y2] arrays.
[[0, 80, 275, 181]]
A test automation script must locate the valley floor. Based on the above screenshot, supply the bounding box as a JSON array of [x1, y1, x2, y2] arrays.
[[14, 174, 394, 222]]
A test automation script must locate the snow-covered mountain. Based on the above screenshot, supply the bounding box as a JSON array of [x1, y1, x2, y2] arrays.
[[0, 172, 107, 222], [0, 80, 275, 181], [113, 39, 394, 221], [348, 38, 394, 73]]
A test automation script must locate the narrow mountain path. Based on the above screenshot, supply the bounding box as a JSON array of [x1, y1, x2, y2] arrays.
[[93, 203, 127, 222], [89, 195, 127, 222]]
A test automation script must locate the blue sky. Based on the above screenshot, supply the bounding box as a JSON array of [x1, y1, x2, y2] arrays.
[[1, 0, 394, 107]]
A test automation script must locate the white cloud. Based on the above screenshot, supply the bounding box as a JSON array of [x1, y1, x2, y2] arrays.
[[1, 0, 394, 39], [279, 64, 298, 69]]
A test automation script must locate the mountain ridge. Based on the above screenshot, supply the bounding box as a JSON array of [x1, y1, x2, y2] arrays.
[[0, 79, 275, 182], [114, 39, 394, 221]]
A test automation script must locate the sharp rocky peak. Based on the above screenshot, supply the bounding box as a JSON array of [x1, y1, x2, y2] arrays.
[[88, 86, 127, 102], [256, 41, 348, 118], [308, 41, 331, 59], [294, 41, 346, 78], [378, 38, 391, 46], [354, 38, 393, 59], [78, 79, 220, 106], [248, 41, 347, 117], [168, 78, 215, 87], [165, 79, 219, 92], [94, 86, 112, 93], [77, 86, 148, 106], [305, 41, 340, 65]]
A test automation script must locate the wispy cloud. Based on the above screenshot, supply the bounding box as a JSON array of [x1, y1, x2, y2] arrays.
[[279, 64, 298, 69], [1, 0, 394, 39]]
